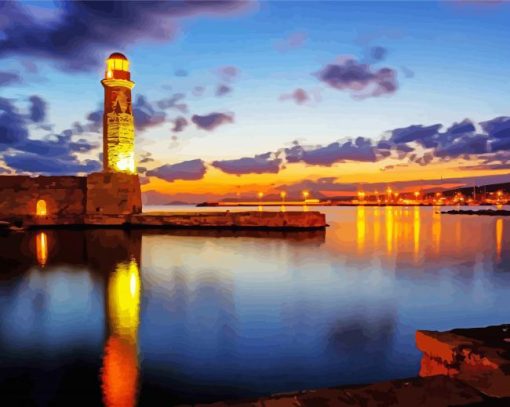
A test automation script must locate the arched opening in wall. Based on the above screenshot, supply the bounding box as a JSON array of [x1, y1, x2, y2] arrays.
[[36, 199, 47, 216]]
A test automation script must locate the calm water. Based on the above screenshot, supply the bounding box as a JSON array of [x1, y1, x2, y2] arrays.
[[1, 206, 510, 406]]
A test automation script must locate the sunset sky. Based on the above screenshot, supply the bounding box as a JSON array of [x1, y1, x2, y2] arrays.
[[1, 0, 510, 203]]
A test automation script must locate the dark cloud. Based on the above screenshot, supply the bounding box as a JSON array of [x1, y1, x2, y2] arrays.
[[389, 123, 442, 145], [133, 95, 166, 131], [192, 86, 205, 97], [369, 46, 387, 62], [69, 138, 98, 153], [481, 116, 510, 139], [217, 66, 239, 82], [285, 137, 378, 166], [191, 112, 233, 131], [0, 1, 251, 71], [172, 116, 188, 133], [280, 88, 310, 105], [174, 69, 188, 77], [3, 152, 100, 174], [212, 152, 282, 175], [139, 152, 154, 164], [0, 96, 100, 174], [28, 95, 47, 123], [156, 93, 187, 113], [275, 32, 307, 52], [147, 159, 206, 182], [435, 134, 488, 158], [316, 57, 398, 98], [0, 70, 22, 86], [215, 84, 232, 97], [0, 97, 28, 145]]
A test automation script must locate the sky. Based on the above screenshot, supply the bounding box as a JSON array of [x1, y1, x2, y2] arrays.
[[1, 0, 510, 203]]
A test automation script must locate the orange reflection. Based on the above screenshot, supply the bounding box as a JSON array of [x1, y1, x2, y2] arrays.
[[413, 206, 420, 260], [373, 207, 381, 246], [432, 208, 441, 255], [36, 232, 48, 266], [356, 205, 366, 253], [101, 258, 141, 407], [496, 218, 503, 263], [385, 206, 394, 255]]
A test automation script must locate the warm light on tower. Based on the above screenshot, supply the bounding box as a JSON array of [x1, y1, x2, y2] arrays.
[[101, 52, 136, 174]]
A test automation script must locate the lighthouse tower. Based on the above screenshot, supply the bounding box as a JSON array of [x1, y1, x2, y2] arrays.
[[101, 52, 136, 174], [84, 52, 141, 216]]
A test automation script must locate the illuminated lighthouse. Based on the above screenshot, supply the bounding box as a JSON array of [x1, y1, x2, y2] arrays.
[[101, 52, 136, 174]]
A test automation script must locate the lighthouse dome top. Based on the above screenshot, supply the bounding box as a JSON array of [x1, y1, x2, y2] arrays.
[[104, 52, 131, 80], [108, 52, 128, 61]]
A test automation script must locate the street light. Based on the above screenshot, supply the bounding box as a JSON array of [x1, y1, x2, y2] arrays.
[[302, 190, 309, 202], [280, 191, 287, 203]]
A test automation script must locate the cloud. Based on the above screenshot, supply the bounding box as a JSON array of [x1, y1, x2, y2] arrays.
[[369, 46, 387, 62], [174, 69, 188, 77], [28, 95, 47, 123], [132, 95, 166, 131], [389, 123, 442, 146], [156, 93, 187, 113], [139, 152, 154, 164], [481, 116, 510, 139], [172, 116, 188, 133], [0, 96, 100, 174], [3, 152, 100, 174], [285, 137, 378, 166], [0, 1, 252, 71], [147, 159, 207, 182], [215, 84, 232, 97], [212, 152, 282, 175], [275, 32, 307, 52], [192, 86, 206, 97], [316, 57, 398, 98], [217, 66, 240, 82], [0, 70, 22, 87], [280, 88, 310, 105], [191, 112, 234, 131]]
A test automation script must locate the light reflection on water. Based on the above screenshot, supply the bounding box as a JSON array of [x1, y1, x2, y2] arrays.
[[1, 206, 510, 405]]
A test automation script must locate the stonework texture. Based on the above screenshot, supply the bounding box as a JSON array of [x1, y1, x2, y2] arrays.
[[86, 172, 142, 215], [0, 175, 86, 217]]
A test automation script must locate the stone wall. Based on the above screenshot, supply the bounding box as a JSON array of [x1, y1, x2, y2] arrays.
[[0, 175, 86, 218], [86, 172, 142, 215]]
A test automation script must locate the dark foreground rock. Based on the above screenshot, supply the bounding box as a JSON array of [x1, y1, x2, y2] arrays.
[[417, 324, 510, 398], [195, 376, 496, 407]]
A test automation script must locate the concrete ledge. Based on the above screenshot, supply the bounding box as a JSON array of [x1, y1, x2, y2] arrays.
[[3, 211, 327, 230], [130, 211, 326, 229]]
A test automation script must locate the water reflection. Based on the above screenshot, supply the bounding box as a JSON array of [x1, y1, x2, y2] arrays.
[[356, 206, 366, 254], [36, 232, 48, 267], [1, 209, 510, 405], [496, 218, 503, 263], [101, 258, 141, 407]]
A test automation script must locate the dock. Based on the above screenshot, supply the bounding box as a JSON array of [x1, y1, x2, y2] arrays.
[[8, 211, 327, 230]]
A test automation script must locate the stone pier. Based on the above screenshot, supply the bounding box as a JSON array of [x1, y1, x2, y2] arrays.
[[13, 210, 327, 230]]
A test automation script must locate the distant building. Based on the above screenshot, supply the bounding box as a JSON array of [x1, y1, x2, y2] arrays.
[[0, 53, 142, 223]]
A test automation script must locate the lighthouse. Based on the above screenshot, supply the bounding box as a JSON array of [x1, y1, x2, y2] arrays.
[[101, 52, 136, 174]]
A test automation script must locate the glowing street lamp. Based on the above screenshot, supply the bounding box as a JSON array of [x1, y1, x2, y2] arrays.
[[280, 191, 287, 203], [302, 190, 310, 202]]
